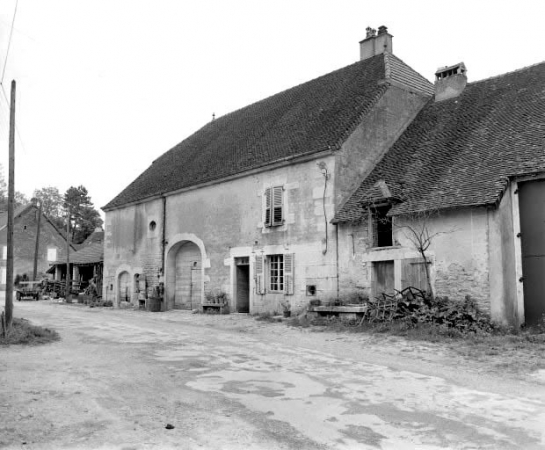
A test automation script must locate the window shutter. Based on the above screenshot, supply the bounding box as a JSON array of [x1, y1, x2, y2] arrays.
[[255, 254, 265, 294], [272, 186, 283, 226], [264, 188, 272, 227], [284, 253, 294, 295]]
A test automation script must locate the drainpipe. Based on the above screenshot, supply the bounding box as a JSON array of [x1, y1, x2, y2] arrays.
[[335, 224, 340, 299], [161, 195, 167, 276]]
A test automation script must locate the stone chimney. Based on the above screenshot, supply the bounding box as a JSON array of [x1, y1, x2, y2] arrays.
[[434, 62, 467, 102], [359, 25, 393, 61]]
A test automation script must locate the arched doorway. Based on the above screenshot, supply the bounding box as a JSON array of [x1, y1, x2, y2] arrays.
[[117, 271, 131, 305], [173, 242, 202, 309]]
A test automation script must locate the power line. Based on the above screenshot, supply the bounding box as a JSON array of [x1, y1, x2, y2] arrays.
[[0, 0, 19, 85]]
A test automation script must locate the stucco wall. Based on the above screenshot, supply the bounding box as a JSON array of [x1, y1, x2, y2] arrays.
[[104, 156, 341, 313], [103, 199, 163, 303], [338, 207, 492, 311], [488, 186, 521, 326], [335, 85, 429, 207]]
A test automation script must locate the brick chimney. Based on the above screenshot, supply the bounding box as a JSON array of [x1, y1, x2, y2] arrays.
[[359, 25, 393, 61], [434, 62, 467, 102]]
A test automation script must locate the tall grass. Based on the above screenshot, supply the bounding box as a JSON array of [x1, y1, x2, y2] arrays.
[[0, 318, 60, 346]]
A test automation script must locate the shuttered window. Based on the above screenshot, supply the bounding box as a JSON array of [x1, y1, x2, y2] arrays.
[[260, 253, 294, 294], [264, 186, 284, 227]]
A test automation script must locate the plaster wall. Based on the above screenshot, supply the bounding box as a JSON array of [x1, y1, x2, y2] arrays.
[[338, 207, 491, 311], [488, 187, 520, 325], [103, 199, 163, 305], [104, 156, 339, 313], [335, 85, 429, 207]]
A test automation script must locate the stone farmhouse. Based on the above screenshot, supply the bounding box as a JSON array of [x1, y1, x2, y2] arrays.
[[0, 202, 74, 290], [103, 26, 545, 326]]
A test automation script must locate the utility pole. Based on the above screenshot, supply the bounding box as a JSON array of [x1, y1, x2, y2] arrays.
[[5, 80, 16, 329], [65, 207, 71, 302], [32, 200, 42, 281]]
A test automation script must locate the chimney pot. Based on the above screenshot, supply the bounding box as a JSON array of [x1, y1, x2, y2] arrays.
[[434, 62, 467, 102], [359, 25, 393, 61]]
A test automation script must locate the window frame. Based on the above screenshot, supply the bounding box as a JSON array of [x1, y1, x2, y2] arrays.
[[268, 254, 285, 292]]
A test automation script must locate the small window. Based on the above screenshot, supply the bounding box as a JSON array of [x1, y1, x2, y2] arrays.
[[47, 248, 57, 262], [149, 221, 157, 231], [264, 186, 284, 227], [255, 253, 294, 295], [372, 205, 393, 247], [268, 255, 284, 292]]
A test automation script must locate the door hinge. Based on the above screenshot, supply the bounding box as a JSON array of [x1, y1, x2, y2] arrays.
[[519, 276, 524, 282], [517, 233, 522, 238]]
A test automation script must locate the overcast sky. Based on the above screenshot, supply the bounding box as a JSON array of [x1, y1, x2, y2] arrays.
[[1, 0, 544, 214]]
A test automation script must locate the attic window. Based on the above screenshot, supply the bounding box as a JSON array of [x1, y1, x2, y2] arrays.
[[371, 205, 393, 247]]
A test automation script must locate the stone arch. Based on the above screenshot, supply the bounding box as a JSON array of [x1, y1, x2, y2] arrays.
[[165, 234, 209, 310], [115, 264, 133, 307]]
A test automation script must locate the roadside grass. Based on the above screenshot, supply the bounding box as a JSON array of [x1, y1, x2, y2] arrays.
[[286, 314, 545, 374], [0, 318, 60, 346]]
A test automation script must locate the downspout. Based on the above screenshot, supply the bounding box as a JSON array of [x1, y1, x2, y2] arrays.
[[335, 224, 340, 299], [161, 195, 167, 276], [158, 195, 167, 310]]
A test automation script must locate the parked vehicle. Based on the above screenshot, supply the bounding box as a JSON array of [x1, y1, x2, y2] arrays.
[[16, 281, 43, 301]]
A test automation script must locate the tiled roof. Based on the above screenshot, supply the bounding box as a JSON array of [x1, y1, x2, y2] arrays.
[[104, 53, 432, 210], [0, 204, 32, 229], [70, 242, 103, 265], [333, 61, 545, 223], [52, 230, 104, 265]]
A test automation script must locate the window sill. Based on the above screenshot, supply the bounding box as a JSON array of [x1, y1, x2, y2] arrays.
[[370, 245, 401, 251]]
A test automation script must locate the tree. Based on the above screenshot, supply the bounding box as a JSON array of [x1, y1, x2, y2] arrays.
[[33, 186, 64, 229], [394, 210, 456, 298], [63, 185, 103, 244], [0, 164, 29, 209]]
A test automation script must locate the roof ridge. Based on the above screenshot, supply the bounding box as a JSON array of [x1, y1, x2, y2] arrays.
[[469, 59, 545, 85]]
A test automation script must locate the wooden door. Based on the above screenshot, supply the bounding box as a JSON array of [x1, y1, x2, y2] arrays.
[[235, 260, 250, 313], [373, 261, 395, 298], [174, 242, 201, 309], [519, 180, 545, 326], [118, 271, 131, 304], [401, 258, 429, 293]]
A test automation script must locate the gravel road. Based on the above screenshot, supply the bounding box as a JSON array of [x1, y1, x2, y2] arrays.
[[1, 301, 545, 450]]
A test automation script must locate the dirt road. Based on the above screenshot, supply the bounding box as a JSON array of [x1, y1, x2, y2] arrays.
[[1, 301, 545, 450]]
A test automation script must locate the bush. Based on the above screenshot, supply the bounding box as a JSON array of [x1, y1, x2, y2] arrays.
[[393, 294, 492, 333]]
